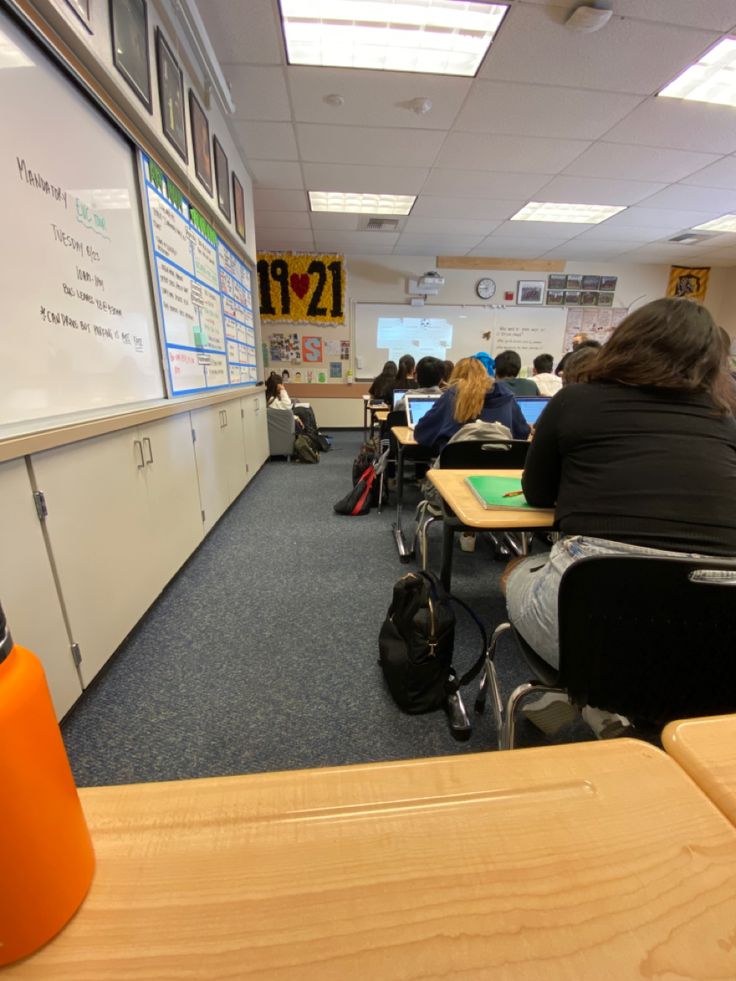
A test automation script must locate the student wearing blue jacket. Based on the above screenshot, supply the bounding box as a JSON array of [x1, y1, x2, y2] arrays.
[[414, 356, 530, 451]]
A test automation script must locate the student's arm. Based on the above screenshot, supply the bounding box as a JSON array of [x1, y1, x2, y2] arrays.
[[521, 392, 565, 506], [275, 386, 292, 409], [414, 391, 452, 447], [509, 401, 531, 441]]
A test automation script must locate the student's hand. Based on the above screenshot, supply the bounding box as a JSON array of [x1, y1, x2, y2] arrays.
[[295, 416, 304, 428]]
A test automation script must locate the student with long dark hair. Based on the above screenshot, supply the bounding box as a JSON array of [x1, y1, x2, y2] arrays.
[[381, 354, 418, 405], [504, 299, 736, 717], [368, 361, 397, 399]]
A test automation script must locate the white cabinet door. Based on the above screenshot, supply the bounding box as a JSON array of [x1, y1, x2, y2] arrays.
[[191, 404, 232, 534], [31, 428, 155, 685], [242, 393, 269, 478], [139, 414, 203, 590], [220, 402, 248, 504], [0, 458, 82, 718]]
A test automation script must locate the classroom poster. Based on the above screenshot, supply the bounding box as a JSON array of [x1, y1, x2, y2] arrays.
[[302, 336, 323, 362], [257, 252, 345, 324], [329, 361, 342, 378], [666, 266, 710, 303]]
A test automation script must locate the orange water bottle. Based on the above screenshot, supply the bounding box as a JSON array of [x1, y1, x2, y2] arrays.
[[0, 603, 95, 966]]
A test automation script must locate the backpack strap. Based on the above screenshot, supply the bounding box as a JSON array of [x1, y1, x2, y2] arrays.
[[415, 573, 488, 693], [351, 467, 376, 514]]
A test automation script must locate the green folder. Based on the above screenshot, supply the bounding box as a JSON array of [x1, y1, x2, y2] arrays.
[[465, 475, 549, 511]]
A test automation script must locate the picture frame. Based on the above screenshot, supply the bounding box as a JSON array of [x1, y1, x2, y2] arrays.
[[213, 136, 231, 221], [548, 273, 567, 291], [517, 280, 545, 305], [155, 28, 187, 162], [110, 0, 151, 112], [65, 0, 92, 32], [565, 274, 582, 289], [232, 172, 246, 242], [581, 275, 601, 291], [599, 275, 618, 291], [189, 89, 212, 193], [581, 291, 599, 306], [564, 290, 581, 305], [546, 289, 565, 306], [598, 291, 615, 307]]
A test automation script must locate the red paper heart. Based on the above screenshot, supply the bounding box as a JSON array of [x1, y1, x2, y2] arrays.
[[290, 273, 310, 299]]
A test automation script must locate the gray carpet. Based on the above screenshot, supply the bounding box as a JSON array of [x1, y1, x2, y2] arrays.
[[62, 430, 593, 786]]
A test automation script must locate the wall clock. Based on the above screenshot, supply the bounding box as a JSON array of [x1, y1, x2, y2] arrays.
[[476, 277, 496, 299]]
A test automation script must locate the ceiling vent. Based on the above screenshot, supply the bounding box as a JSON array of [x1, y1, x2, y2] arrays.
[[668, 232, 716, 245], [358, 216, 402, 232]]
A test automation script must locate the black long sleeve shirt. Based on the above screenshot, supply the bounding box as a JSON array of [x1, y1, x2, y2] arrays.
[[522, 381, 736, 555]]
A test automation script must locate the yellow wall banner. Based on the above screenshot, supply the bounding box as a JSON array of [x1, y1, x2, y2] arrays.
[[257, 253, 345, 324], [666, 266, 710, 303]]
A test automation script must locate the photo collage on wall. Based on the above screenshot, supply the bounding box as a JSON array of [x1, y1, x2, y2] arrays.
[[547, 273, 617, 307], [268, 331, 351, 382]]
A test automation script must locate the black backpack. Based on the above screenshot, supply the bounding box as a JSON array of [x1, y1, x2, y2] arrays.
[[333, 465, 376, 516], [378, 571, 487, 715]]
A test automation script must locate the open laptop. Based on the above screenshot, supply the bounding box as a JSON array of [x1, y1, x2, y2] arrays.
[[515, 396, 550, 425], [392, 388, 408, 408], [406, 393, 441, 429]]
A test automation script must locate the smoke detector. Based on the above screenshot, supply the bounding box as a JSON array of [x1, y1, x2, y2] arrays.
[[565, 1, 613, 32]]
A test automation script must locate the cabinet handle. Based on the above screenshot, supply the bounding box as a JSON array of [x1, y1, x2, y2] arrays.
[[134, 440, 145, 469], [143, 437, 153, 464], [222, 409, 228, 427], [219, 409, 225, 428]]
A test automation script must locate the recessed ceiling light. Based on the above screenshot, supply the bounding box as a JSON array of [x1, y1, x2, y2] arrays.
[[659, 37, 736, 107], [692, 213, 736, 233], [279, 0, 509, 77], [309, 191, 416, 215], [510, 202, 626, 224]]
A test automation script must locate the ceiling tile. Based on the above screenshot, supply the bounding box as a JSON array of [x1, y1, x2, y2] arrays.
[[253, 188, 308, 211], [197, 0, 283, 66], [412, 196, 522, 220], [491, 220, 588, 240], [421, 169, 551, 199], [255, 210, 311, 229], [541, 242, 635, 260], [255, 228, 315, 246], [396, 233, 485, 250], [248, 161, 304, 189], [569, 224, 674, 243], [680, 155, 736, 189], [562, 143, 721, 183], [286, 67, 471, 129], [403, 216, 502, 235], [522, 0, 736, 31], [296, 124, 445, 167], [478, 3, 720, 94], [533, 174, 666, 206], [226, 66, 291, 121], [603, 98, 736, 154], [455, 81, 643, 140], [600, 206, 725, 230], [301, 163, 428, 195], [313, 232, 398, 254], [393, 241, 467, 256], [435, 133, 590, 173], [232, 122, 298, 161], [631, 185, 736, 212], [468, 241, 545, 258]]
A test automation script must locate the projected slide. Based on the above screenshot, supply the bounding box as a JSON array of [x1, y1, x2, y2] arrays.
[[377, 316, 453, 363]]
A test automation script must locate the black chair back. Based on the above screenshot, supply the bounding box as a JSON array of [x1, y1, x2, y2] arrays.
[[557, 555, 736, 725], [439, 439, 529, 470], [385, 409, 408, 429]]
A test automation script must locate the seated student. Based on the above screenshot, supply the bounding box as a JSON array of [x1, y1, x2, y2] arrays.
[[504, 298, 736, 735], [382, 354, 417, 406], [556, 335, 601, 375], [414, 356, 530, 452], [493, 350, 540, 396], [532, 354, 562, 396], [561, 345, 599, 386], [368, 361, 397, 400], [266, 371, 293, 409], [442, 360, 454, 387], [395, 356, 445, 411]]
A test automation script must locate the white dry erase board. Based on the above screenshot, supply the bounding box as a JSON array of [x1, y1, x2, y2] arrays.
[[0, 8, 164, 428], [354, 304, 567, 380]]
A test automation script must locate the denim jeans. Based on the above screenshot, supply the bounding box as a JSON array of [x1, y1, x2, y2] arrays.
[[505, 536, 736, 669]]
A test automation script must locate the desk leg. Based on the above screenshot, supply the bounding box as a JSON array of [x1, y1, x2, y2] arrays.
[[392, 443, 412, 561], [440, 519, 454, 591], [363, 401, 368, 441]]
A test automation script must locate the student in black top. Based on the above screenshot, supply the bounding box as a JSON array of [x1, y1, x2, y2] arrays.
[[368, 361, 397, 400], [505, 298, 736, 735], [555, 336, 601, 375], [381, 354, 418, 406]]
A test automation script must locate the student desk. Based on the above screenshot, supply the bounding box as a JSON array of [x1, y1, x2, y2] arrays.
[[427, 469, 555, 589], [9, 741, 736, 980], [362, 395, 387, 439], [662, 714, 736, 827]]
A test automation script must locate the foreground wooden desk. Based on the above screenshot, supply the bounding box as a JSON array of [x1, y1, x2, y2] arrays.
[[9, 741, 736, 980], [663, 714, 736, 826], [427, 469, 555, 588]]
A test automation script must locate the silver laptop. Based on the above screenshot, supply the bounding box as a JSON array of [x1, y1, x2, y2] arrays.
[[406, 393, 441, 429]]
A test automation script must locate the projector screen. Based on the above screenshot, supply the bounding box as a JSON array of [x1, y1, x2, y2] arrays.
[[354, 304, 568, 380]]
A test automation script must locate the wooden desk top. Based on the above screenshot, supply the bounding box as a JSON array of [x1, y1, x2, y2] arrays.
[[391, 425, 417, 446], [663, 714, 736, 826], [9, 742, 736, 979], [428, 469, 555, 529], [375, 409, 389, 422]]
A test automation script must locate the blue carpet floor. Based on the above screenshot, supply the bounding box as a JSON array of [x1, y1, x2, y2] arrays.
[[62, 430, 593, 786]]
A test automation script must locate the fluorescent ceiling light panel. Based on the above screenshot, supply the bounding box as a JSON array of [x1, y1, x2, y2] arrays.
[[309, 191, 415, 214], [692, 213, 736, 232], [280, 0, 508, 76], [510, 202, 626, 224], [659, 37, 736, 107]]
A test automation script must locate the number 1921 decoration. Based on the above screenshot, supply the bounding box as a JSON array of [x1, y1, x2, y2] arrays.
[[257, 253, 345, 324]]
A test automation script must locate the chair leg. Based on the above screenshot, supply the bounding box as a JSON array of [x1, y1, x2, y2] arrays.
[[377, 470, 385, 514], [419, 515, 439, 570], [475, 623, 510, 750], [502, 683, 568, 750]]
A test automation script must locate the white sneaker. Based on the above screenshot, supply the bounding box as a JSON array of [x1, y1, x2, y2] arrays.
[[581, 706, 632, 739], [459, 533, 476, 552], [522, 692, 579, 736]]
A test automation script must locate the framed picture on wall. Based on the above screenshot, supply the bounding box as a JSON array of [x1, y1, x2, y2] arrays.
[[155, 28, 187, 162], [546, 289, 565, 305], [581, 291, 599, 306], [189, 90, 212, 193], [598, 291, 615, 307], [232, 173, 246, 242], [65, 0, 93, 32], [581, 275, 601, 291], [599, 275, 618, 291], [110, 0, 151, 112], [565, 290, 581, 305], [565, 273, 582, 289], [547, 273, 566, 290], [517, 280, 545, 305], [213, 136, 231, 220]]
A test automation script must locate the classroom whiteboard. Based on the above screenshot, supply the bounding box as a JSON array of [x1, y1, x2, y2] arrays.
[[354, 304, 567, 380], [0, 9, 164, 427]]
